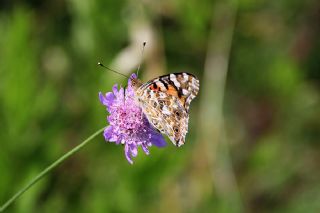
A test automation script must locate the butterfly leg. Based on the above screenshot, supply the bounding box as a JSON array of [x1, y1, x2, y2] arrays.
[[123, 85, 126, 104]]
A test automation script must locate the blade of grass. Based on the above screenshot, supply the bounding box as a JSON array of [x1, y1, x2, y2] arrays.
[[0, 127, 105, 212]]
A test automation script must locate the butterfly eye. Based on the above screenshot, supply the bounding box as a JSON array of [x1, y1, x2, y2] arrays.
[[153, 102, 157, 107], [174, 127, 179, 133]]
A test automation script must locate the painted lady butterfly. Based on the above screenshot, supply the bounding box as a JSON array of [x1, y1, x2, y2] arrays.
[[130, 73, 200, 147]]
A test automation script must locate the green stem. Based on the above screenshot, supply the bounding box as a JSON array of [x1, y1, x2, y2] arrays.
[[0, 127, 105, 212]]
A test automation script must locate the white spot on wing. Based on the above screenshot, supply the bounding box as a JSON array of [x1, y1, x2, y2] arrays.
[[181, 77, 188, 83], [183, 73, 188, 79], [162, 106, 171, 115], [157, 81, 165, 89], [182, 89, 189, 95], [170, 74, 181, 88]]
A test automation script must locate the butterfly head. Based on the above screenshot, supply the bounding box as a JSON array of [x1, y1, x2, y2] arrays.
[[129, 76, 143, 90]]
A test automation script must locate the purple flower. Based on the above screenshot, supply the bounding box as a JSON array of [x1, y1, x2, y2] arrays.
[[99, 74, 166, 164]]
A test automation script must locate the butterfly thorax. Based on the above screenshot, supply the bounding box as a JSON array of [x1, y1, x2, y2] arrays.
[[130, 77, 143, 91], [130, 77, 145, 107]]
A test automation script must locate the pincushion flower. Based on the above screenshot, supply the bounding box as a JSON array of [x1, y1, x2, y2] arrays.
[[99, 74, 166, 164]]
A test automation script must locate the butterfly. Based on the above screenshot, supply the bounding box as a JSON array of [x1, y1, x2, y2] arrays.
[[130, 72, 200, 147]]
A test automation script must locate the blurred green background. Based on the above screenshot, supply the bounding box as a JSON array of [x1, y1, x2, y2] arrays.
[[0, 0, 319, 212]]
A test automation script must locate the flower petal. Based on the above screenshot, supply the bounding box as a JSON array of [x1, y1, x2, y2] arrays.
[[151, 132, 167, 147], [103, 126, 113, 140], [109, 131, 119, 143], [112, 84, 118, 96], [99, 92, 115, 107], [125, 144, 133, 164], [130, 73, 137, 80], [105, 92, 115, 106], [130, 144, 138, 157], [141, 143, 150, 155], [117, 87, 125, 102], [99, 92, 107, 105]]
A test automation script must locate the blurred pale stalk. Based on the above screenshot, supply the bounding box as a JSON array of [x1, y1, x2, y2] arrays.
[[111, 3, 166, 79], [193, 0, 244, 211]]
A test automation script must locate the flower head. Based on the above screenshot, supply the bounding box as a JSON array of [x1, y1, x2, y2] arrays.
[[99, 74, 166, 164]]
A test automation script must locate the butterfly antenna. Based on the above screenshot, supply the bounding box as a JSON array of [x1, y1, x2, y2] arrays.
[[136, 41, 146, 77], [98, 62, 130, 78]]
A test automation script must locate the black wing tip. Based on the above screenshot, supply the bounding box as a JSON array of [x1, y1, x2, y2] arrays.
[[159, 72, 198, 80]]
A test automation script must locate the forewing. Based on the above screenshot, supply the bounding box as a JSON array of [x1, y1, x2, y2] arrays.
[[140, 73, 200, 112]]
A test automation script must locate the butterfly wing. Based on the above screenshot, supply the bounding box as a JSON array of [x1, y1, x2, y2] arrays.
[[140, 73, 200, 113], [135, 73, 199, 147], [138, 91, 189, 147]]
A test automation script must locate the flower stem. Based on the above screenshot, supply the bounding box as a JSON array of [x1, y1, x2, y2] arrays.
[[0, 127, 105, 212]]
